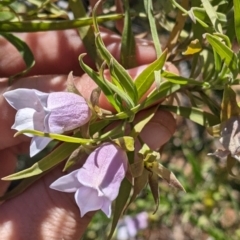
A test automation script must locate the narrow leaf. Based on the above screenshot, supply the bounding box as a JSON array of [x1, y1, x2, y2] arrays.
[[0, 14, 123, 32], [127, 168, 149, 207], [206, 34, 238, 75], [63, 146, 88, 172], [79, 54, 121, 112], [148, 172, 160, 214], [15, 129, 94, 144], [144, 0, 162, 57], [160, 105, 220, 127], [120, 0, 136, 68], [233, 0, 240, 44], [201, 0, 222, 33], [2, 143, 79, 180], [95, 34, 138, 104], [69, 0, 101, 67], [161, 70, 209, 87], [134, 49, 168, 100], [0, 33, 35, 84], [107, 178, 132, 240]]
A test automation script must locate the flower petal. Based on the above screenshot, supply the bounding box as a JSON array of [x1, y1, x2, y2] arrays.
[[77, 143, 128, 201], [12, 108, 35, 133], [12, 108, 45, 136], [47, 92, 91, 132], [100, 198, 112, 218], [50, 170, 82, 192], [30, 136, 52, 157], [75, 186, 110, 217], [3, 88, 46, 111]]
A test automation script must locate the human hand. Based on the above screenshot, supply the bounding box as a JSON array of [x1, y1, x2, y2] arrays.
[[0, 29, 177, 240]]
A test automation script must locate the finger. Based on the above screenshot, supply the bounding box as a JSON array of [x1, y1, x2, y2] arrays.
[[0, 29, 157, 77], [138, 110, 176, 150], [0, 165, 93, 240]]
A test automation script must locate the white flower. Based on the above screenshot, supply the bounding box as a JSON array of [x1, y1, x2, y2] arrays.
[[4, 88, 91, 157], [50, 143, 128, 218]]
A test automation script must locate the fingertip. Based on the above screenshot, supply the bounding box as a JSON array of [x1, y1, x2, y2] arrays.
[[139, 110, 176, 150]]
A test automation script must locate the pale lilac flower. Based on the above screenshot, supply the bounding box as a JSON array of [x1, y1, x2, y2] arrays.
[[3, 88, 91, 157], [117, 212, 148, 240], [50, 143, 128, 218], [208, 116, 240, 161]]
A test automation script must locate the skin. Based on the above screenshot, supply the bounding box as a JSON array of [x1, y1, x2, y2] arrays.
[[0, 29, 177, 240]]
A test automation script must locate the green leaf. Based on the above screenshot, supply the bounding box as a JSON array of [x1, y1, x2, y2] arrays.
[[212, 48, 223, 72], [190, 7, 227, 24], [206, 34, 238, 75], [0, 32, 35, 84], [143, 82, 183, 108], [148, 172, 159, 214], [15, 129, 95, 144], [201, 0, 222, 33], [144, 0, 162, 57], [95, 34, 138, 105], [120, 0, 136, 68], [234, 0, 240, 45], [63, 146, 88, 172], [91, 2, 138, 104], [161, 70, 209, 87], [79, 54, 121, 112], [2, 142, 79, 180], [154, 70, 162, 90], [89, 119, 111, 136], [127, 168, 149, 207], [0, 14, 123, 32], [103, 72, 135, 108], [107, 178, 132, 240], [134, 49, 168, 101], [160, 105, 220, 127], [111, 136, 134, 152]]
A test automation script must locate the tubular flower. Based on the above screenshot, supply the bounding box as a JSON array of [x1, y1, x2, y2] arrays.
[[3, 88, 91, 157], [50, 143, 128, 218]]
